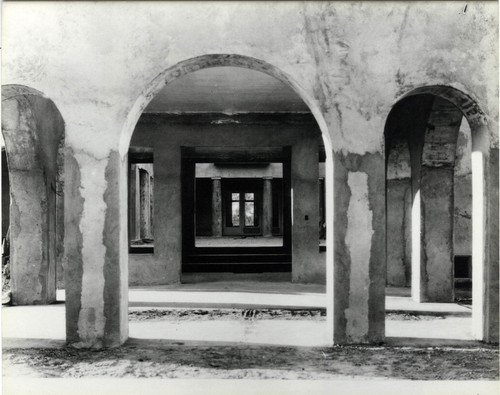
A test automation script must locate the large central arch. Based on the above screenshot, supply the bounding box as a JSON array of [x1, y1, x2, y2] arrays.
[[118, 54, 336, 343]]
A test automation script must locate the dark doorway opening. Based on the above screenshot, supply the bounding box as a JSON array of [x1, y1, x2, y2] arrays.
[[181, 146, 292, 273]]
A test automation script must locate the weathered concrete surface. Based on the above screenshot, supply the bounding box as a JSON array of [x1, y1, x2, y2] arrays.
[[211, 177, 222, 238], [386, 179, 412, 286], [2, 2, 497, 347], [103, 152, 129, 347], [334, 152, 385, 344], [1, 89, 64, 305], [386, 142, 412, 287], [65, 149, 129, 348], [262, 177, 273, 238], [454, 120, 472, 257], [485, 147, 499, 342], [418, 99, 462, 303], [291, 132, 321, 283]]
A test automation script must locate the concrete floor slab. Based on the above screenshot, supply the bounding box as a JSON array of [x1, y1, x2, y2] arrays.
[[2, 283, 476, 348]]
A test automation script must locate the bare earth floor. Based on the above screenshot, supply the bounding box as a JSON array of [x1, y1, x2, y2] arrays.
[[3, 339, 498, 380]]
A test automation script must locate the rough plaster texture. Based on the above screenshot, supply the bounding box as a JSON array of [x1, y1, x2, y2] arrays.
[[334, 153, 385, 344], [2, 1, 497, 346], [386, 179, 412, 287], [485, 148, 499, 342], [1, 90, 64, 305], [418, 99, 462, 302], [291, 133, 322, 283], [386, 141, 412, 287], [454, 120, 472, 256], [344, 172, 372, 340]]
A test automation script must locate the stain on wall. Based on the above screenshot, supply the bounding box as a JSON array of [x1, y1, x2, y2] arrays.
[[2, 1, 497, 346]]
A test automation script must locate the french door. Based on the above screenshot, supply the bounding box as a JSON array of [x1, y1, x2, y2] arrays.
[[223, 180, 262, 236]]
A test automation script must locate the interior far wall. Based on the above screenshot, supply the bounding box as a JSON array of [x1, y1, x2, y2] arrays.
[[128, 114, 326, 285]]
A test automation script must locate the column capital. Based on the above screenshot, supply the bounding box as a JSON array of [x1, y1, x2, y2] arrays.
[[211, 176, 222, 180], [263, 176, 273, 180]]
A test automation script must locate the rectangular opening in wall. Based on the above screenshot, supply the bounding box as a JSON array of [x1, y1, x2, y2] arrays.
[[129, 151, 154, 254], [181, 146, 292, 272], [319, 150, 326, 251], [194, 162, 284, 248]]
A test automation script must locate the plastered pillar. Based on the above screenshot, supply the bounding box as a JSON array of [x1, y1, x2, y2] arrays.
[[64, 149, 128, 348], [2, 95, 59, 305], [386, 178, 412, 286], [291, 136, 320, 283], [333, 152, 385, 344], [413, 99, 461, 303], [211, 177, 222, 237], [484, 147, 499, 342], [154, 145, 181, 284], [386, 142, 412, 287], [262, 176, 273, 237], [9, 172, 56, 305]]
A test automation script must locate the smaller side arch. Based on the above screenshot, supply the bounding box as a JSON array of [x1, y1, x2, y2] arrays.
[[383, 84, 498, 342], [1, 84, 65, 305]]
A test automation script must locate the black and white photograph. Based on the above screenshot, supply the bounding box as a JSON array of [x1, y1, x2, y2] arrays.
[[1, 1, 498, 394]]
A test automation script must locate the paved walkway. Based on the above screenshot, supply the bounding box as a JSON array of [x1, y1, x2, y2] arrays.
[[2, 283, 475, 348]]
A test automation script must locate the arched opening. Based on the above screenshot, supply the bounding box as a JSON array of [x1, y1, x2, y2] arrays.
[[1, 85, 65, 305], [121, 54, 335, 345], [384, 85, 496, 342]]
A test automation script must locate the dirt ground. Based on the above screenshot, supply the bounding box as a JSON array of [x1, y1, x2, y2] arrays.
[[3, 308, 498, 380]]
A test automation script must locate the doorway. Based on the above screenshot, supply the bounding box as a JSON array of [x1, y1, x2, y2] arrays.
[[223, 181, 262, 236]]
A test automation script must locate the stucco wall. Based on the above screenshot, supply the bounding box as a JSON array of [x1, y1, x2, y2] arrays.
[[2, 1, 497, 346]]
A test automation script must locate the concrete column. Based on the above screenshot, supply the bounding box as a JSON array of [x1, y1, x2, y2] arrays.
[[139, 169, 152, 239], [484, 146, 499, 342], [412, 99, 461, 303], [154, 145, 181, 284], [291, 136, 320, 283], [2, 96, 58, 305], [386, 142, 412, 287], [9, 172, 57, 305], [333, 151, 385, 344], [64, 150, 128, 348], [471, 124, 498, 343], [56, 148, 65, 289], [211, 177, 222, 237], [386, 178, 412, 286], [262, 176, 273, 237]]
